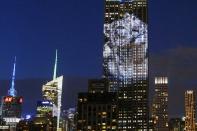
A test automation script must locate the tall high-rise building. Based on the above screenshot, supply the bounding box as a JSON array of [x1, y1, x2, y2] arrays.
[[104, 0, 148, 92], [0, 57, 23, 131], [103, 0, 148, 130], [42, 50, 63, 130], [152, 77, 168, 131], [185, 90, 196, 131]]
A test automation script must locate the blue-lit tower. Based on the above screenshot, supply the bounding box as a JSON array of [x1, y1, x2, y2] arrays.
[[0, 57, 23, 130], [8, 57, 17, 97]]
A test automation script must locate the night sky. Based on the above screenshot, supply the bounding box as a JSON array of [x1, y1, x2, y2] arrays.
[[0, 0, 197, 118]]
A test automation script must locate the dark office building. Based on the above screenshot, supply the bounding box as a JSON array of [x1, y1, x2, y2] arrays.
[[1, 96, 23, 118], [16, 120, 33, 131], [168, 118, 185, 131], [152, 77, 169, 131], [103, 0, 149, 129], [77, 93, 117, 130]]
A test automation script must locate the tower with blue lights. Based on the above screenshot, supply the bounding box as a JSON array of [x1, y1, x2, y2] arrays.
[[8, 57, 17, 97], [0, 57, 23, 130]]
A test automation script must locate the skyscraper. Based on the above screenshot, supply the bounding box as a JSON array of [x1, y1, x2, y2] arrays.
[[103, 0, 148, 130], [185, 90, 196, 131], [152, 77, 168, 131], [0, 57, 23, 131], [42, 50, 63, 130], [104, 0, 148, 92]]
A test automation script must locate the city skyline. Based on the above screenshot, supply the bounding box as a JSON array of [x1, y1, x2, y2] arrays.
[[0, 0, 197, 119]]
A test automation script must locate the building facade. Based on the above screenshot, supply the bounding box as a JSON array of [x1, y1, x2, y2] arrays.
[[152, 77, 168, 131], [62, 108, 76, 131], [36, 100, 53, 118], [88, 78, 109, 93], [77, 92, 117, 131], [103, 0, 149, 130], [42, 75, 63, 130], [77, 79, 118, 130], [168, 118, 185, 131], [185, 90, 196, 131], [1, 96, 23, 118]]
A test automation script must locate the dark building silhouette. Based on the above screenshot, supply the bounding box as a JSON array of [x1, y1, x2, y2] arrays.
[[168, 118, 185, 131], [77, 93, 117, 130], [77, 79, 117, 130], [16, 120, 33, 131], [16, 118, 57, 131]]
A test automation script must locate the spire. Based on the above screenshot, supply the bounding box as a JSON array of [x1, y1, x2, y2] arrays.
[[8, 56, 17, 97], [53, 49, 58, 80]]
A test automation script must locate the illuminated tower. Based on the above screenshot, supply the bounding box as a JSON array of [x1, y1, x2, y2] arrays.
[[103, 0, 149, 130], [42, 50, 63, 130], [103, 0, 148, 91], [185, 90, 196, 131], [0, 57, 23, 130], [8, 56, 17, 97], [152, 77, 168, 131]]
